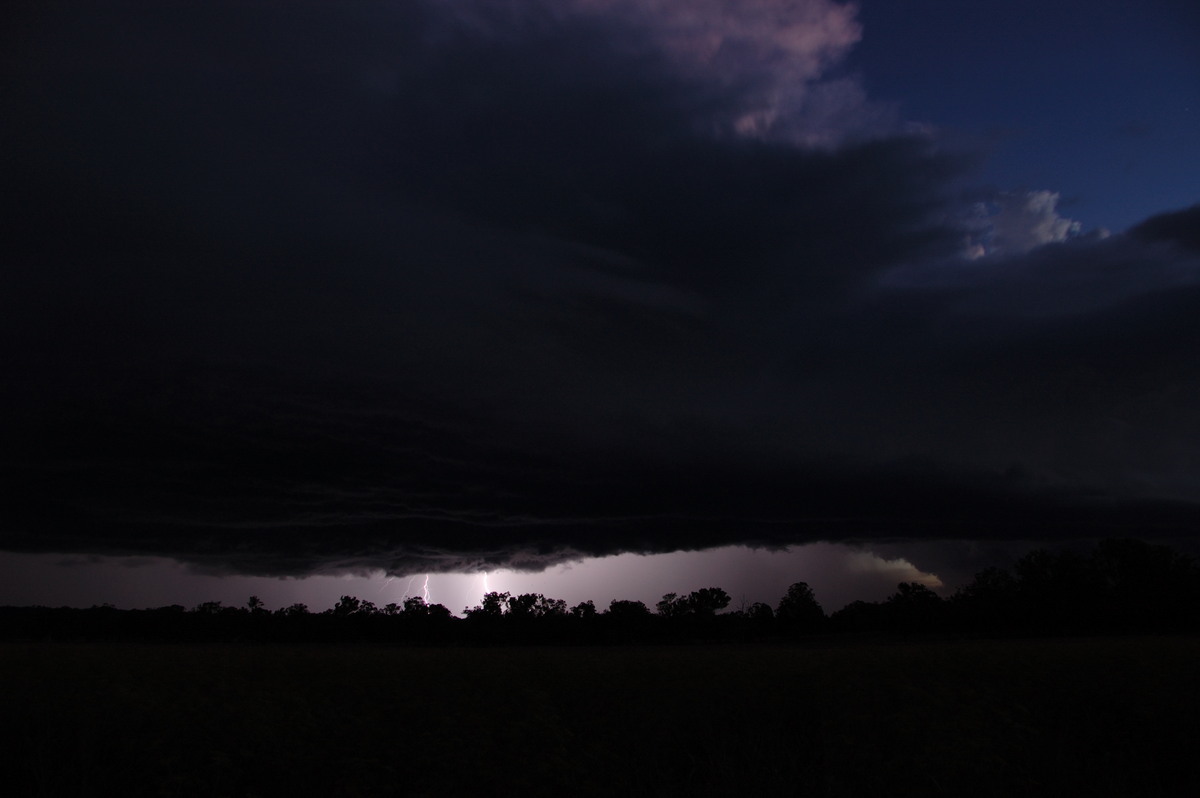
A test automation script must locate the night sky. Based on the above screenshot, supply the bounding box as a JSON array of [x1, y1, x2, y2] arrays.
[[3, 0, 1199, 614]]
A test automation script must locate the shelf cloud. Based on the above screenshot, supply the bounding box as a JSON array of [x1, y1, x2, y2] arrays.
[[3, 1, 1199, 577]]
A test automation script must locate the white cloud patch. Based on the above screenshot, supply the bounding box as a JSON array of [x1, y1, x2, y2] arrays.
[[846, 550, 944, 590], [983, 190, 1085, 256]]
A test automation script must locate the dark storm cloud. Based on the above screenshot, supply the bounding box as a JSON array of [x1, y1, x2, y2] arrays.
[[3, 1, 1199, 576], [1131, 204, 1200, 252]]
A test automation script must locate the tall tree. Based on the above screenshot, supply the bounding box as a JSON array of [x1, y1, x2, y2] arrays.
[[776, 582, 825, 631]]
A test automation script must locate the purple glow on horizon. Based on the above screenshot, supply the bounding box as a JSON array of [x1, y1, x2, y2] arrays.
[[0, 544, 942, 616]]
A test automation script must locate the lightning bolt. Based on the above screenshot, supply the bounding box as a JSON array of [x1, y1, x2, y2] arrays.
[[422, 574, 430, 603], [483, 571, 490, 594], [402, 574, 419, 598]]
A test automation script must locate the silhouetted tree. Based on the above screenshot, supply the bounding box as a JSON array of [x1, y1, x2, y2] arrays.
[[656, 593, 688, 618], [464, 591, 510, 619], [605, 599, 651, 619], [688, 587, 732, 617], [504, 593, 566, 619], [570, 600, 597, 619], [952, 566, 1020, 631], [601, 599, 652, 640], [829, 600, 888, 632], [506, 592, 537, 618], [776, 582, 825, 632], [425, 603, 453, 621], [532, 595, 568, 618], [1090, 538, 1199, 629], [395, 596, 454, 640], [330, 595, 377, 617], [657, 588, 731, 618], [403, 596, 430, 616], [745, 602, 774, 622], [887, 582, 944, 632], [1012, 548, 1098, 631]]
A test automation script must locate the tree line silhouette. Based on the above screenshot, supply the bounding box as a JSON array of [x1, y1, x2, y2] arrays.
[[3, 538, 1198, 643]]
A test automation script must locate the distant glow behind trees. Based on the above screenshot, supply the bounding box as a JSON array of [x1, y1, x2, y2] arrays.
[[0, 544, 945, 616]]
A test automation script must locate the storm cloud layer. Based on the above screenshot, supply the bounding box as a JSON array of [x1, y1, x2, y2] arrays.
[[3, 1, 1199, 576]]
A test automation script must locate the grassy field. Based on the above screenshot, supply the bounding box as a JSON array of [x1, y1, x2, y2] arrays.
[[2, 637, 1197, 797]]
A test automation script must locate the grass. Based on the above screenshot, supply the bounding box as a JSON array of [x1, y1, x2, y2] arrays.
[[2, 637, 1198, 796]]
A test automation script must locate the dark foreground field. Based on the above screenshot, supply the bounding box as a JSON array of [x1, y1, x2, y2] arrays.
[[3, 637, 1197, 797]]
